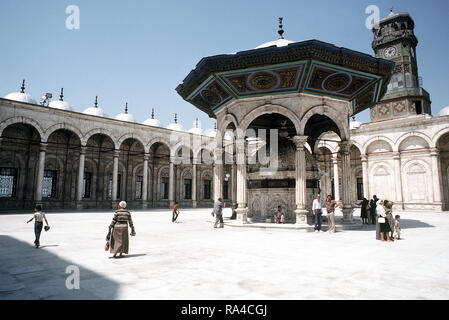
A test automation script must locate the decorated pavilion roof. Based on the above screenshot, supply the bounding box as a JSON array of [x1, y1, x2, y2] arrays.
[[176, 39, 394, 118]]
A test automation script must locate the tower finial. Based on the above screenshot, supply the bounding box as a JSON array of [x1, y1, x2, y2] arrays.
[[59, 88, 64, 101], [125, 102, 128, 114], [94, 96, 98, 108], [151, 108, 154, 119], [174, 113, 178, 123], [21, 79, 25, 93], [278, 17, 284, 39], [195, 118, 199, 128], [214, 122, 217, 130]]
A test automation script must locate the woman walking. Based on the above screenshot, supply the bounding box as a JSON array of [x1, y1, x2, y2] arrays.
[[107, 201, 136, 258], [27, 205, 50, 248]]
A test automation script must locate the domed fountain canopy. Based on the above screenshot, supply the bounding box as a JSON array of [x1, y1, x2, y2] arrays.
[[115, 102, 137, 123], [3, 79, 38, 104], [143, 108, 162, 127], [349, 116, 362, 130], [166, 114, 184, 131], [188, 118, 203, 135], [48, 88, 74, 111], [82, 96, 109, 117], [176, 17, 394, 119]]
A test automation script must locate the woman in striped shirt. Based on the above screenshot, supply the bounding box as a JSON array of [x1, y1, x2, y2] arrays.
[[107, 201, 136, 258]]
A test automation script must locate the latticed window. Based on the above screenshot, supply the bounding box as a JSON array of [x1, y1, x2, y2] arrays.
[[161, 177, 169, 200], [42, 170, 57, 198], [204, 180, 211, 200], [83, 172, 91, 198], [184, 179, 192, 200], [135, 175, 143, 200], [108, 174, 121, 199], [0, 168, 18, 198]]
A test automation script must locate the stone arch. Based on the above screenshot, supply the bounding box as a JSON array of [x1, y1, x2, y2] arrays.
[[396, 132, 431, 152], [103, 159, 127, 200], [157, 165, 170, 201], [433, 127, 449, 147], [363, 137, 394, 155], [239, 104, 301, 134], [82, 128, 117, 149], [42, 123, 83, 143], [147, 136, 172, 154], [300, 105, 349, 141], [117, 133, 147, 153], [0, 116, 44, 140], [199, 168, 213, 201], [218, 112, 239, 133], [170, 141, 193, 162]]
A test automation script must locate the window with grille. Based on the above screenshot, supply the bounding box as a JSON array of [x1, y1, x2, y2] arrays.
[[161, 177, 169, 200], [108, 174, 121, 199], [357, 178, 364, 200], [0, 167, 17, 198], [204, 180, 211, 200], [83, 172, 91, 198], [184, 179, 192, 199], [42, 170, 57, 198], [136, 175, 143, 200]]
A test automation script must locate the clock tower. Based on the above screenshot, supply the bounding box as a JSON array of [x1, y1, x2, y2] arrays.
[[370, 9, 431, 121]]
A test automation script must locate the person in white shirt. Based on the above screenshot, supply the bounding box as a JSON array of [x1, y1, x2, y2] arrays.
[[312, 194, 323, 232], [274, 206, 285, 224], [26, 205, 50, 248], [376, 199, 392, 242]]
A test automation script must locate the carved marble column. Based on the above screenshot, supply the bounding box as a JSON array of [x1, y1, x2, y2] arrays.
[[76, 146, 87, 209], [213, 147, 223, 202], [332, 154, 340, 202], [361, 154, 370, 200], [35, 142, 48, 204], [392, 152, 404, 209], [142, 153, 149, 208], [430, 148, 442, 207], [293, 136, 309, 225], [235, 139, 248, 223], [192, 157, 198, 208], [169, 157, 175, 208], [339, 141, 353, 223], [111, 149, 120, 207], [231, 154, 237, 219]]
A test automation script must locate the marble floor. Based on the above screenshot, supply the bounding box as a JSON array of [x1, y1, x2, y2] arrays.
[[0, 207, 448, 300]]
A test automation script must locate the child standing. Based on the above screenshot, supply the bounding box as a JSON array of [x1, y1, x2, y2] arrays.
[[394, 215, 401, 240], [172, 202, 180, 223], [26, 205, 50, 248]]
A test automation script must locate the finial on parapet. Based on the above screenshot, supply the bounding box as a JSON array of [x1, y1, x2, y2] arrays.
[[125, 102, 128, 114], [21, 79, 26, 93], [278, 17, 284, 39], [59, 88, 64, 101], [214, 122, 217, 130], [174, 113, 178, 123], [94, 96, 98, 108], [195, 118, 199, 128], [151, 108, 155, 119]]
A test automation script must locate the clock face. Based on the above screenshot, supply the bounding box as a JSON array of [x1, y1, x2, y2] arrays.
[[384, 46, 397, 58]]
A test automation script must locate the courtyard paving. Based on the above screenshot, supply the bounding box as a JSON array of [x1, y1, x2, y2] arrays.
[[0, 207, 448, 300]]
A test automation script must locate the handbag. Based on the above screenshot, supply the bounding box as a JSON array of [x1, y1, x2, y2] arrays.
[[378, 217, 386, 223], [104, 241, 110, 251], [44, 226, 50, 232]]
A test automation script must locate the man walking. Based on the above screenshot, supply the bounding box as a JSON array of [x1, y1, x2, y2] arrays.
[[212, 197, 226, 228], [325, 195, 339, 233], [312, 194, 323, 232]]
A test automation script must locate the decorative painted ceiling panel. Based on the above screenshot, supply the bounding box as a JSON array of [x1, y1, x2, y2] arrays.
[[190, 79, 232, 112], [304, 63, 377, 99], [219, 64, 305, 97]]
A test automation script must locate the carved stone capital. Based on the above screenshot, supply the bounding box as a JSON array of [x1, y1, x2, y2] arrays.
[[292, 136, 308, 149], [339, 141, 352, 155]]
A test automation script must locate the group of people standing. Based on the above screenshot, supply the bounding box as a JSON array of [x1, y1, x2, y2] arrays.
[[312, 194, 339, 233], [373, 196, 401, 242]]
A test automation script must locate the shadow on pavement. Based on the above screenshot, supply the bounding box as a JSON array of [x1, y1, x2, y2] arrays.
[[0, 235, 120, 299]]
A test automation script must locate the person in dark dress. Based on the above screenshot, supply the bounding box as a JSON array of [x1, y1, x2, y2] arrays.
[[369, 199, 377, 225], [359, 198, 369, 224]]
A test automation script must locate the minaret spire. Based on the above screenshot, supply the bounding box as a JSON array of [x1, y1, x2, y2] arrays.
[[20, 79, 25, 93], [59, 88, 64, 101], [278, 17, 284, 39]]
